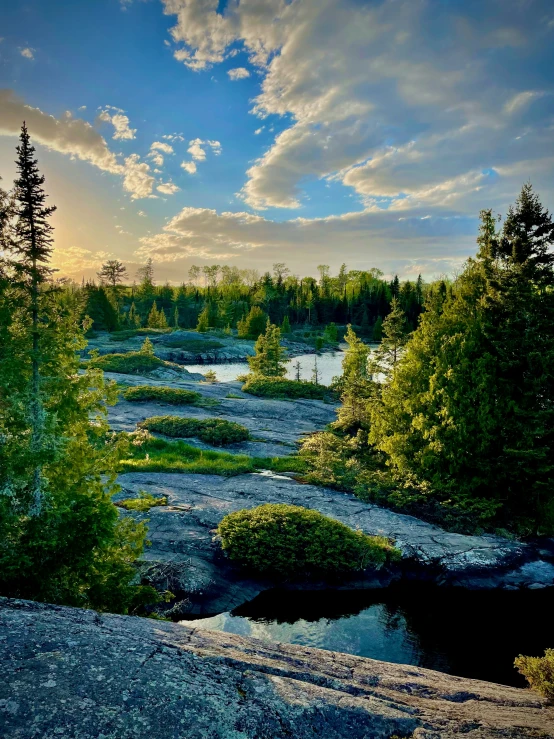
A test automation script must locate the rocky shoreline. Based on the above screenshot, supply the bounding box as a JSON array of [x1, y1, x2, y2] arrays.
[[1, 597, 553, 738], [98, 372, 554, 616]]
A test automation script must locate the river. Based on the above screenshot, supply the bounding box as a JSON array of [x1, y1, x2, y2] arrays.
[[184, 349, 350, 385], [181, 585, 554, 688]]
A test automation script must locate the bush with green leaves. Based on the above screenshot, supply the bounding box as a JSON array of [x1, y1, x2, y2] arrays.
[[242, 376, 335, 400], [514, 649, 554, 703], [139, 415, 250, 445], [217, 504, 399, 578], [123, 385, 204, 405], [117, 492, 168, 512], [86, 351, 164, 375]]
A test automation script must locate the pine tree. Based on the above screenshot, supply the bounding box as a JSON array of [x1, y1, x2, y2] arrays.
[[139, 337, 155, 356], [11, 123, 57, 515], [196, 305, 210, 332], [372, 316, 383, 341], [173, 306, 180, 329], [97, 260, 127, 289], [371, 297, 407, 375], [127, 301, 141, 328], [247, 323, 287, 378], [334, 325, 374, 433], [281, 314, 291, 334], [237, 305, 268, 338]]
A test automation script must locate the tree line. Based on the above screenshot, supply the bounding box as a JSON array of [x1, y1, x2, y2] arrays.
[[83, 257, 427, 340]]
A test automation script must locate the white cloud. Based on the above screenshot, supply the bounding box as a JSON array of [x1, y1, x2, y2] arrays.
[[228, 67, 250, 80], [188, 137, 206, 160], [157, 182, 180, 194], [133, 203, 475, 279], [98, 108, 137, 140], [0, 90, 121, 175], [254, 126, 264, 135], [52, 245, 113, 274], [122, 154, 156, 199], [151, 141, 174, 154], [162, 0, 554, 215], [137, 210, 147, 217], [181, 160, 197, 174], [20, 47, 34, 59], [150, 152, 164, 166]]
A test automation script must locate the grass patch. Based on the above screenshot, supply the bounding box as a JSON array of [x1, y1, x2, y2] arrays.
[[85, 351, 165, 375], [117, 491, 168, 512], [217, 503, 400, 578], [123, 385, 204, 405], [139, 415, 250, 446], [242, 376, 337, 401], [226, 392, 245, 399], [119, 435, 306, 477], [109, 328, 172, 342]]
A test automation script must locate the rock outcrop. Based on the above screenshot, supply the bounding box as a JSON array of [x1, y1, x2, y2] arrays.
[[1, 597, 552, 739], [117, 471, 554, 615]]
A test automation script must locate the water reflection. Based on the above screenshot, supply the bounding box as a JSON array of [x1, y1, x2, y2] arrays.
[[181, 585, 554, 687]]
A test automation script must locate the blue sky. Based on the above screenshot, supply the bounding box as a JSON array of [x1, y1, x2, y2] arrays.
[[0, 0, 553, 282]]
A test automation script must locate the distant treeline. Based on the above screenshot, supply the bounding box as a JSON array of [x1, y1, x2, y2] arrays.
[[79, 260, 428, 339]]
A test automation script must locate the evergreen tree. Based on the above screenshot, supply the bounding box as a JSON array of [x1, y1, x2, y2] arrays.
[[139, 337, 155, 355], [97, 260, 127, 289], [127, 301, 141, 328], [173, 306, 180, 329], [196, 305, 210, 332], [370, 185, 554, 532], [281, 314, 291, 334], [10, 123, 57, 515], [334, 325, 374, 433], [247, 323, 287, 378], [371, 297, 407, 375], [372, 316, 383, 341], [237, 305, 268, 338]]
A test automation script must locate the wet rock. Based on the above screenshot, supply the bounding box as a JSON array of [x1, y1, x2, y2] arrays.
[[1, 597, 552, 739]]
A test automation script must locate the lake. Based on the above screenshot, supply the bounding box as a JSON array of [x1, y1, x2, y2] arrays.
[[185, 349, 350, 386], [180, 585, 554, 688]]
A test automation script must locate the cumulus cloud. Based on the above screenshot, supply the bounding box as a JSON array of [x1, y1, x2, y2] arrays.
[[98, 107, 137, 140], [0, 89, 122, 175], [134, 202, 475, 278], [20, 47, 35, 59], [122, 154, 156, 199], [157, 181, 180, 194], [52, 246, 113, 275], [163, 0, 554, 214], [151, 141, 174, 154], [228, 67, 250, 80], [181, 160, 197, 174], [188, 138, 207, 160]]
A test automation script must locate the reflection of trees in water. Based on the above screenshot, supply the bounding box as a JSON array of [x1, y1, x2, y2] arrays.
[[233, 585, 554, 688]]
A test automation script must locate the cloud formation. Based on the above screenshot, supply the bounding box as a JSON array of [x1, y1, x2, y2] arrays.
[[20, 47, 34, 59], [163, 0, 554, 215], [228, 67, 250, 80], [98, 106, 137, 140]]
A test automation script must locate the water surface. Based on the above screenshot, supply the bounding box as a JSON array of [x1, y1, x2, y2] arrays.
[[181, 585, 554, 687]]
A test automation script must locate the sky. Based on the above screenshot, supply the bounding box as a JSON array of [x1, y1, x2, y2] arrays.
[[0, 0, 553, 283]]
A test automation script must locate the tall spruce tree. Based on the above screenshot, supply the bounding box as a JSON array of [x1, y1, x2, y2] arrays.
[[11, 122, 57, 515], [247, 323, 287, 378]]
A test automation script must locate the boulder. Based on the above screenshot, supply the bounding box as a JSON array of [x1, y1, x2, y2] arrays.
[[1, 597, 552, 738]]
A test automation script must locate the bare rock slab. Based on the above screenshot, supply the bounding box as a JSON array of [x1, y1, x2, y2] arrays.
[[1, 597, 553, 739]]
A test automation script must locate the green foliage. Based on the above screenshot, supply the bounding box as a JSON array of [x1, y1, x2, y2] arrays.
[[120, 433, 304, 477], [0, 127, 156, 613], [122, 385, 205, 406], [281, 315, 291, 334], [86, 351, 164, 375], [323, 322, 338, 344], [117, 491, 168, 512], [247, 323, 287, 378], [83, 285, 120, 333], [237, 305, 268, 339], [334, 325, 375, 433], [139, 415, 250, 445], [242, 376, 335, 400], [514, 649, 554, 703], [372, 316, 383, 341], [203, 369, 217, 383], [369, 186, 554, 533], [196, 305, 210, 332], [216, 503, 399, 578], [139, 337, 155, 355], [147, 302, 168, 329]]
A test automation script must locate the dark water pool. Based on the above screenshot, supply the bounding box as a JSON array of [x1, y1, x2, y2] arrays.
[[181, 585, 554, 687]]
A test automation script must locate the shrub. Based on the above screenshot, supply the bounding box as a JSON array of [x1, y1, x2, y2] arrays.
[[123, 385, 203, 405], [117, 492, 168, 512], [139, 415, 250, 446], [216, 503, 399, 578], [514, 649, 554, 703], [86, 351, 164, 375], [203, 369, 217, 383], [242, 376, 336, 401]]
